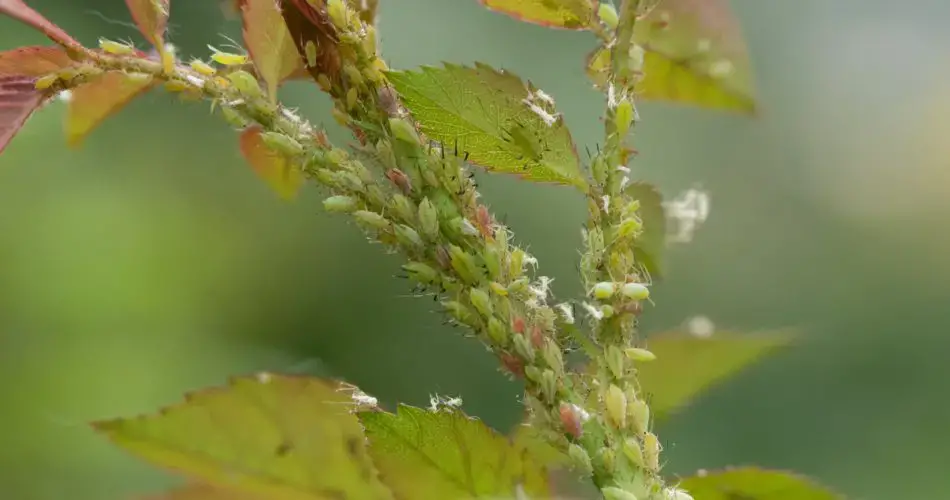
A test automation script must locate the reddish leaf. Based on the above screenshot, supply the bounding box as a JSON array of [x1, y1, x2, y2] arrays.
[[66, 72, 156, 147], [124, 0, 170, 48], [0, 46, 72, 77], [238, 0, 304, 102], [239, 126, 304, 200], [0, 75, 45, 154], [279, 0, 343, 89], [0, 0, 81, 49]]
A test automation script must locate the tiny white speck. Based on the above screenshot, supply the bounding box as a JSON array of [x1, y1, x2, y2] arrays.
[[257, 372, 272, 383], [709, 60, 734, 78], [686, 315, 715, 338], [184, 74, 204, 87], [57, 90, 72, 102]]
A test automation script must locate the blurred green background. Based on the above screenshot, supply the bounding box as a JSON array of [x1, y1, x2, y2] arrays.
[[3, 0, 950, 498]]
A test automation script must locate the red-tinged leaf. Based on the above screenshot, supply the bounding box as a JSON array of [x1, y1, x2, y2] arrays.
[[238, 0, 304, 102], [280, 0, 344, 89], [479, 0, 597, 30], [0, 0, 81, 49], [239, 126, 304, 200], [0, 75, 45, 154], [65, 72, 156, 147], [124, 0, 170, 48], [0, 46, 72, 77]]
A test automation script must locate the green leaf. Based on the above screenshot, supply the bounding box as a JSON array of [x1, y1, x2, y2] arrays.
[[677, 467, 843, 500], [387, 63, 587, 190], [634, 0, 757, 113], [510, 420, 570, 470], [239, 0, 304, 102], [66, 71, 156, 147], [640, 330, 795, 419], [360, 404, 551, 499], [92, 374, 394, 500], [239, 126, 305, 200], [479, 0, 597, 30], [626, 181, 667, 280]]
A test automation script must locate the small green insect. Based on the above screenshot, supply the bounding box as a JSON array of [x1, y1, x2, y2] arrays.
[[304, 40, 318, 68], [502, 121, 548, 169]]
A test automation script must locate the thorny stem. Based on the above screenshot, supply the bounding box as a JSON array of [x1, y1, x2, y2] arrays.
[[40, 1, 670, 497]]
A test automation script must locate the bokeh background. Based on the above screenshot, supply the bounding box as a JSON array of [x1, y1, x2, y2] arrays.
[[3, 0, 950, 498]]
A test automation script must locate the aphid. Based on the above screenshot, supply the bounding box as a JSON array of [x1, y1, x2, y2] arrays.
[[260, 131, 304, 157], [189, 59, 216, 76], [208, 45, 248, 66], [226, 70, 263, 98], [98, 38, 135, 55], [304, 40, 318, 68], [502, 121, 547, 169], [34, 73, 59, 90]]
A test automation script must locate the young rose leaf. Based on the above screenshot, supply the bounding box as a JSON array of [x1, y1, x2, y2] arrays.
[[124, 0, 170, 49], [625, 181, 667, 280], [387, 63, 587, 190], [143, 483, 262, 500], [479, 0, 597, 30], [677, 467, 843, 500], [239, 126, 304, 200], [0, 46, 72, 77], [92, 374, 394, 500], [639, 329, 795, 419], [66, 72, 156, 147], [632, 0, 757, 113], [280, 0, 344, 88], [0, 0, 81, 49], [238, 0, 304, 102], [0, 75, 45, 154], [359, 405, 551, 499]]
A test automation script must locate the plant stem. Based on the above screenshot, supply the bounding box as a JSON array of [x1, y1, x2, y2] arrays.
[[577, 0, 670, 498]]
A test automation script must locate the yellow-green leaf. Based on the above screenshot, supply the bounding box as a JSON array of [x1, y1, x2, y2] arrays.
[[587, 4, 757, 113], [239, 0, 304, 101], [239, 126, 305, 200], [479, 0, 597, 30], [633, 0, 757, 113], [677, 467, 843, 500], [66, 71, 156, 148], [387, 63, 587, 190], [640, 330, 795, 418], [360, 404, 551, 499], [93, 374, 394, 500], [142, 482, 263, 499]]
